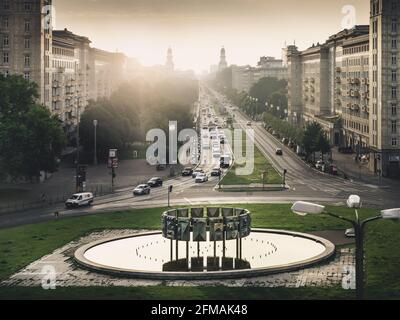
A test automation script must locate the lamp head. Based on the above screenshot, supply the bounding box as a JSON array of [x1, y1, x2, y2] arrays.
[[347, 195, 362, 209], [291, 201, 325, 216], [381, 208, 400, 221]]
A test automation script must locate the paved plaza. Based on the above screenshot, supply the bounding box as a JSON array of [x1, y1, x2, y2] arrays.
[[2, 229, 355, 289]]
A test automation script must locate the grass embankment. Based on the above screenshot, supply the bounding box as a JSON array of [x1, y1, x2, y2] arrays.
[[0, 204, 399, 299], [222, 130, 281, 185]]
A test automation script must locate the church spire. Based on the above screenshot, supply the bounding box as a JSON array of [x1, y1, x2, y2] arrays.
[[219, 46, 228, 71], [166, 47, 174, 71]]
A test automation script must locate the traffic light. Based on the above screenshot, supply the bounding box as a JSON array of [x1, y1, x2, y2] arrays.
[[169, 185, 173, 193]]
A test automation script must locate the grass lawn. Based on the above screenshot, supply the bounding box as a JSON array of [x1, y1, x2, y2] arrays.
[[221, 132, 282, 186], [0, 204, 399, 300]]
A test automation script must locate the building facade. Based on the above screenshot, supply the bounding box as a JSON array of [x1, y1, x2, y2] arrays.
[[0, 0, 127, 131], [287, 0, 400, 177], [232, 56, 288, 93]]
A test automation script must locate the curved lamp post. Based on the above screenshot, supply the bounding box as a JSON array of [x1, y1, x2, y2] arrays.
[[291, 196, 400, 300]]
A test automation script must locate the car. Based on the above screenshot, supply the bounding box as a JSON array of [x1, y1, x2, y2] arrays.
[[345, 228, 355, 238], [275, 148, 283, 156], [330, 165, 338, 176], [246, 121, 252, 126], [156, 164, 166, 171], [220, 155, 231, 168], [195, 173, 209, 183], [147, 177, 163, 187], [133, 184, 151, 196], [315, 160, 325, 170], [282, 138, 289, 145], [65, 192, 94, 209], [192, 169, 204, 178], [211, 168, 221, 177], [181, 167, 193, 176]]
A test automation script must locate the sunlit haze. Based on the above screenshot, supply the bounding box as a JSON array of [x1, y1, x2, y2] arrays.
[[54, 0, 369, 73]]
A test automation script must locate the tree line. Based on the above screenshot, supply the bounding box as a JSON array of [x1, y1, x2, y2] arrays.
[[212, 71, 331, 162], [79, 77, 199, 162], [0, 75, 66, 181]]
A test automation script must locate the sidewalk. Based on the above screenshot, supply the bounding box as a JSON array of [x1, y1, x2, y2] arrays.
[[0, 159, 181, 210], [331, 147, 400, 187]]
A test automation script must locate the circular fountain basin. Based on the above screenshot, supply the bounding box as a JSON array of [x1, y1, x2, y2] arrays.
[[74, 229, 335, 280]]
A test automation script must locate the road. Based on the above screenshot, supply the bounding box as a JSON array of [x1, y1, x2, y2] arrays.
[[0, 84, 398, 229]]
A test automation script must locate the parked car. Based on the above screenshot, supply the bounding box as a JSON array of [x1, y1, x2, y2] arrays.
[[182, 167, 194, 176], [315, 160, 325, 170], [65, 192, 94, 209], [147, 177, 163, 187], [282, 138, 289, 145], [345, 228, 355, 238], [133, 184, 151, 196], [247, 121, 252, 126], [275, 148, 283, 156], [330, 165, 338, 176], [195, 173, 209, 183], [156, 164, 166, 171], [192, 169, 204, 178], [211, 168, 222, 177]]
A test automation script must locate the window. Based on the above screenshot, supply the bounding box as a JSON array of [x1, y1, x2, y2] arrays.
[[24, 20, 30, 32], [392, 70, 397, 82], [392, 18, 398, 33], [3, 16, 9, 29], [393, 54, 397, 65], [392, 104, 397, 116], [392, 138, 398, 147], [3, 1, 10, 10], [392, 87, 397, 99], [24, 72, 30, 80], [24, 38, 30, 49], [24, 2, 32, 11], [392, 120, 397, 134], [3, 51, 9, 63], [3, 34, 9, 47], [392, 39, 397, 49], [24, 55, 30, 67]]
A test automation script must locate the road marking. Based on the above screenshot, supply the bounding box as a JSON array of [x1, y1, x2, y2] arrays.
[[184, 197, 193, 205]]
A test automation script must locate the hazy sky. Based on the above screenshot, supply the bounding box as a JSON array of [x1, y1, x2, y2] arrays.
[[53, 0, 370, 73]]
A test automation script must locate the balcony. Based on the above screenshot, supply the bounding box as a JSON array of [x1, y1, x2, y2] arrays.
[[361, 91, 370, 99], [362, 106, 370, 114], [335, 67, 341, 73], [335, 77, 341, 84]]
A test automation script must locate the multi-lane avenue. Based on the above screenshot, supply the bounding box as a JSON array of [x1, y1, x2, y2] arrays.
[[0, 84, 398, 229]]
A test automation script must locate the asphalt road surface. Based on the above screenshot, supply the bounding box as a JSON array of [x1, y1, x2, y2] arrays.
[[0, 84, 398, 229]]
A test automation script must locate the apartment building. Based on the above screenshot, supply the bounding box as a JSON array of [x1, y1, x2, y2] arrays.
[[286, 0, 400, 177], [232, 57, 288, 93], [0, 0, 53, 106], [0, 0, 127, 131]]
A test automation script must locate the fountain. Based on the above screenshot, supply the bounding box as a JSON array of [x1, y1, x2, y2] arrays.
[[74, 207, 335, 280]]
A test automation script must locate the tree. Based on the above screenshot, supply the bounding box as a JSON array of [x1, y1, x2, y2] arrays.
[[0, 75, 66, 181], [316, 130, 331, 161], [301, 122, 331, 162]]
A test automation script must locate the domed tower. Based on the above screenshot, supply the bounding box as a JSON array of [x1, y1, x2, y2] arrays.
[[219, 46, 228, 71], [166, 47, 174, 71]]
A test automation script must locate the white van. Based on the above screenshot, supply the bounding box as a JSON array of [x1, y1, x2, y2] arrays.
[[65, 192, 94, 209]]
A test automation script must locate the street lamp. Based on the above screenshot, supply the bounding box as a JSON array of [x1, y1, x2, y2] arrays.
[[93, 119, 98, 166], [291, 197, 400, 300]]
